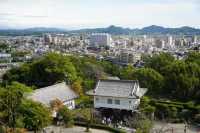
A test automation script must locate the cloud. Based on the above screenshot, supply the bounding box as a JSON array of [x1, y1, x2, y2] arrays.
[[0, 0, 199, 28], [0, 13, 16, 16], [22, 15, 49, 18], [0, 13, 48, 18]]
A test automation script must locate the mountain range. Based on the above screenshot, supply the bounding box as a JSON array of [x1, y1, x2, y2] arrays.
[[72, 25, 200, 35], [0, 25, 200, 36]]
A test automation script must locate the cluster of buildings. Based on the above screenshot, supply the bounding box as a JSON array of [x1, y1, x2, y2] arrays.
[[89, 33, 113, 48], [0, 33, 151, 114], [0, 32, 199, 80], [0, 32, 199, 130], [27, 79, 147, 121], [88, 33, 200, 66]]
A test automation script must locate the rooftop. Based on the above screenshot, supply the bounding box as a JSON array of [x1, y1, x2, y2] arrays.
[[87, 79, 147, 98], [28, 82, 78, 106]]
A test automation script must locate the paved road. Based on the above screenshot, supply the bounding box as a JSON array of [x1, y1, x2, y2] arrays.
[[152, 122, 200, 133], [28, 126, 111, 133]]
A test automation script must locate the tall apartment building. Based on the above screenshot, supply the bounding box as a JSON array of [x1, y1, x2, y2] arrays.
[[43, 34, 52, 44], [89, 33, 112, 47], [118, 49, 141, 65]]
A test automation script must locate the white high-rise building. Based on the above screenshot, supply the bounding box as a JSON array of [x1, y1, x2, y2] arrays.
[[118, 49, 141, 64], [168, 36, 173, 45], [143, 35, 147, 42], [168, 36, 174, 48], [44, 34, 52, 44], [52, 36, 58, 45], [90, 33, 112, 47], [161, 40, 165, 49], [193, 36, 198, 44]]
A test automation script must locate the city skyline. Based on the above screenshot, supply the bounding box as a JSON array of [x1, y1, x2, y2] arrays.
[[0, 0, 200, 29]]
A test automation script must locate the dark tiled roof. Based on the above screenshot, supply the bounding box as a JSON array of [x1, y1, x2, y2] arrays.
[[87, 79, 147, 98], [28, 82, 78, 106]]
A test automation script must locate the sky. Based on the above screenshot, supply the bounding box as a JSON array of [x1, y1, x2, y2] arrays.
[[0, 0, 200, 29]]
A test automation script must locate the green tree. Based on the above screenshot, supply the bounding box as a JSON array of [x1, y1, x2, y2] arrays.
[[81, 62, 105, 80], [69, 56, 105, 80], [185, 52, 200, 66], [82, 79, 96, 91], [169, 107, 178, 118], [126, 113, 153, 133], [69, 56, 107, 91], [163, 61, 200, 100], [73, 108, 92, 132], [144, 53, 174, 74], [0, 82, 32, 131], [3, 63, 31, 84], [119, 65, 135, 79], [99, 61, 121, 76], [19, 100, 52, 132], [57, 106, 74, 127], [71, 80, 83, 96], [133, 68, 164, 96], [3, 53, 77, 88]]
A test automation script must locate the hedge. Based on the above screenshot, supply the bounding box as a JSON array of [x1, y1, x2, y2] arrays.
[[74, 121, 126, 133], [156, 101, 186, 105], [151, 99, 200, 110], [155, 103, 184, 109]]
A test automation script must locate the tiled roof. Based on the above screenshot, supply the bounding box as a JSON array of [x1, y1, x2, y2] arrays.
[[28, 82, 78, 106], [87, 79, 147, 98]]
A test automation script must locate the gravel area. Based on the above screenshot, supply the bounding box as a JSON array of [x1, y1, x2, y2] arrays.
[[152, 121, 200, 133], [28, 126, 111, 133]]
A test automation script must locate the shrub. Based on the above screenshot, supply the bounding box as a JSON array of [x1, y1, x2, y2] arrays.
[[195, 105, 200, 113], [57, 106, 74, 127], [50, 99, 64, 111], [5, 128, 27, 133], [125, 113, 153, 133], [75, 122, 126, 133], [0, 126, 5, 133], [143, 105, 156, 113], [19, 100, 52, 132], [194, 114, 200, 123], [169, 107, 178, 118], [185, 101, 195, 109]]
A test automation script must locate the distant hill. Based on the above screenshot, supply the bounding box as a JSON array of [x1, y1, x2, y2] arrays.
[[0, 27, 67, 36], [0, 25, 200, 36], [71, 25, 200, 35], [138, 25, 200, 35], [72, 25, 134, 35], [140, 25, 168, 34], [24, 27, 68, 33]]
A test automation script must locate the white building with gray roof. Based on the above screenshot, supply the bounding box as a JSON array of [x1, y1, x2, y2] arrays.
[[28, 82, 78, 109], [87, 79, 147, 111]]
